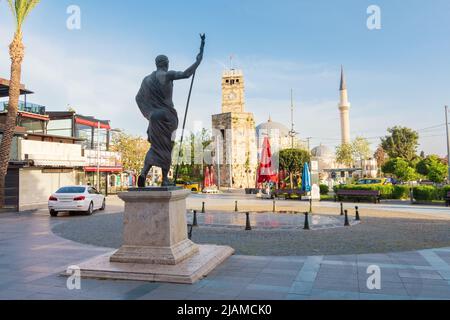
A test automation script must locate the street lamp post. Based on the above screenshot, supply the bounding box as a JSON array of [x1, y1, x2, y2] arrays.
[[97, 121, 101, 192], [445, 106, 450, 181], [216, 135, 221, 190]]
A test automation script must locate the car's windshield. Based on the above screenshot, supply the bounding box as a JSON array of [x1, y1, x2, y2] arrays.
[[56, 187, 86, 194]]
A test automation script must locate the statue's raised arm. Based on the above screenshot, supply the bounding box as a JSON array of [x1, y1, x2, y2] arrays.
[[168, 34, 206, 81]]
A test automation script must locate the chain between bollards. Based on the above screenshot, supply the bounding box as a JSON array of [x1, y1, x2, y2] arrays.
[[344, 209, 350, 227], [340, 203, 344, 216], [192, 210, 198, 227], [303, 212, 310, 230], [245, 212, 252, 231], [355, 206, 360, 221], [202, 202, 205, 214]]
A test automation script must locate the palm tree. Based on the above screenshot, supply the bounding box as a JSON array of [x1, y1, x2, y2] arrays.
[[0, 0, 41, 207]]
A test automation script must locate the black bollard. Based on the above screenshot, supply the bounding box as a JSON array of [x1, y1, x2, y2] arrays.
[[344, 210, 350, 227], [193, 210, 198, 227], [245, 212, 252, 231], [187, 224, 194, 240], [309, 199, 313, 213], [304, 212, 310, 230], [235, 201, 238, 212], [202, 202, 205, 214], [355, 206, 360, 221], [273, 200, 276, 213], [340, 203, 344, 216]]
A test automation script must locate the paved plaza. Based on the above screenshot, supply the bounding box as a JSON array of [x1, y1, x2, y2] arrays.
[[0, 195, 450, 300]]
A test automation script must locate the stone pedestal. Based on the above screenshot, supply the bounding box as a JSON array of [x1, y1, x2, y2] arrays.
[[110, 189, 199, 265], [70, 188, 234, 284]]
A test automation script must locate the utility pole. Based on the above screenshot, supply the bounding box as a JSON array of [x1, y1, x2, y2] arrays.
[[306, 137, 312, 153], [446, 106, 450, 181], [289, 89, 298, 149]]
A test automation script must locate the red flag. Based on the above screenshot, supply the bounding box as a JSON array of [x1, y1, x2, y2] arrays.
[[257, 137, 278, 184]]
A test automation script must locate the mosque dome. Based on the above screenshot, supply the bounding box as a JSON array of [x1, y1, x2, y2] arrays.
[[311, 145, 334, 158], [256, 117, 290, 137]]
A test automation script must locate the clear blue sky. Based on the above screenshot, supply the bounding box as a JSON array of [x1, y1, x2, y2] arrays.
[[0, 0, 449, 155]]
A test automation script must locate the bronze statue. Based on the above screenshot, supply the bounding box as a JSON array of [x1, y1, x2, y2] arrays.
[[136, 34, 205, 188]]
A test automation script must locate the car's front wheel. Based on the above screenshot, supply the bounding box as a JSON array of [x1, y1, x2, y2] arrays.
[[100, 199, 106, 211], [50, 210, 58, 217], [85, 202, 94, 216]]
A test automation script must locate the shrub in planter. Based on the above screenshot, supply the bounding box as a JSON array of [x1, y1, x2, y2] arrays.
[[319, 184, 329, 195], [413, 186, 439, 201], [440, 185, 450, 199], [392, 185, 411, 200]]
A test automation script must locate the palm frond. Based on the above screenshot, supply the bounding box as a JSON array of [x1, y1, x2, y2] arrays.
[[7, 0, 41, 31]]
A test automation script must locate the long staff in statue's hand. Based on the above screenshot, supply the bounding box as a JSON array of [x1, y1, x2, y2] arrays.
[[174, 34, 206, 184]]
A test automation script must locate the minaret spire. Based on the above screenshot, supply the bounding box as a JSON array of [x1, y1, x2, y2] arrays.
[[340, 65, 347, 91], [338, 66, 351, 145]]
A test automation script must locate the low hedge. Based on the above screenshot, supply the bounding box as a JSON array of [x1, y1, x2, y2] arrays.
[[413, 186, 441, 201], [334, 184, 410, 200], [335, 184, 450, 201]]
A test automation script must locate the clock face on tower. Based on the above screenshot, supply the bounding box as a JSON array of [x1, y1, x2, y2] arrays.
[[228, 91, 237, 101]]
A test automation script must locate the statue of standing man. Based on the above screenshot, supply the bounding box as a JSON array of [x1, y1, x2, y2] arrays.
[[136, 34, 206, 188]]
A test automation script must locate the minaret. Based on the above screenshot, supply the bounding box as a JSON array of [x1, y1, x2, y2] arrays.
[[339, 66, 351, 145]]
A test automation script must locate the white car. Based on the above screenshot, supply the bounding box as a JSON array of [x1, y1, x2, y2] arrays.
[[48, 186, 106, 217]]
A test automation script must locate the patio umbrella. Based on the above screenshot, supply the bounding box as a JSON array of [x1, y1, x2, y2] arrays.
[[302, 162, 312, 192], [257, 137, 278, 184], [204, 166, 211, 188]]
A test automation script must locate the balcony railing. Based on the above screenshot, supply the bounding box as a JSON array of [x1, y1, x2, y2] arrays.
[[84, 149, 123, 167], [1, 101, 46, 115]]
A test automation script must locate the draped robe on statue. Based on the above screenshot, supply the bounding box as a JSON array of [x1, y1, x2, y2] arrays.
[[136, 72, 178, 171]]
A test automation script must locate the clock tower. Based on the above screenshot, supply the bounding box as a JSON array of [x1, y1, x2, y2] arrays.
[[212, 69, 257, 189], [222, 69, 245, 113]]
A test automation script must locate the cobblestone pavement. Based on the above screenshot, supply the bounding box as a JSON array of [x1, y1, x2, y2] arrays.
[[52, 211, 450, 256], [0, 203, 449, 300], [188, 194, 450, 220]]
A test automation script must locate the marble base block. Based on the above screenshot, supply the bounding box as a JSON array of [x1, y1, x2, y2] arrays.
[[68, 188, 234, 284], [110, 189, 199, 265], [71, 245, 234, 284]]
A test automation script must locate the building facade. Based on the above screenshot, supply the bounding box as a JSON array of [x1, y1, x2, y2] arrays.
[[0, 99, 87, 211], [211, 69, 257, 189], [46, 112, 125, 195]]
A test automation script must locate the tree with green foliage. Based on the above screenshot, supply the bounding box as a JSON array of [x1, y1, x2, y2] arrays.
[[0, 0, 41, 207], [110, 133, 150, 180], [381, 126, 419, 162], [336, 143, 353, 167], [277, 149, 311, 189], [173, 129, 212, 182], [374, 146, 387, 171], [352, 136, 372, 162], [382, 158, 418, 182], [416, 155, 447, 183]]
